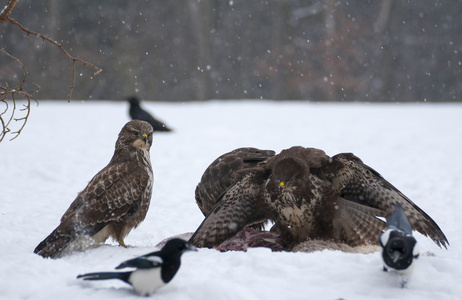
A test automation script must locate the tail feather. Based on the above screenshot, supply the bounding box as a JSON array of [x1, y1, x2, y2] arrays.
[[77, 271, 131, 284], [34, 221, 107, 258], [386, 203, 413, 234], [34, 228, 73, 258], [335, 198, 387, 246]]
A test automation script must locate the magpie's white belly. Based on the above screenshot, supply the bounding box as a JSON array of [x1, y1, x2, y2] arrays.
[[129, 268, 165, 296]]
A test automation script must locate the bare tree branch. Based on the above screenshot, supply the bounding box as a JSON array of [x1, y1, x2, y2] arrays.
[[0, 0, 19, 24], [5, 16, 103, 102], [0, 0, 102, 141]]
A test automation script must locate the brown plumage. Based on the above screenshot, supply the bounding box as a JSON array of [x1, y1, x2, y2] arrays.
[[189, 146, 449, 250], [195, 147, 275, 217], [34, 120, 154, 258]]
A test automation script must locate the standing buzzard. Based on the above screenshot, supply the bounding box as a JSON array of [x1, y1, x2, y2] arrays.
[[189, 146, 449, 250], [34, 120, 154, 258], [128, 96, 172, 132]]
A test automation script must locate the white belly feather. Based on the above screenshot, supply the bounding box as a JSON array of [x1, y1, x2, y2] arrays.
[[129, 268, 165, 296]]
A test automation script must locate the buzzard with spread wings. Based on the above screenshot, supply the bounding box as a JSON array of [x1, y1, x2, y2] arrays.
[[34, 120, 154, 258], [189, 146, 449, 250]]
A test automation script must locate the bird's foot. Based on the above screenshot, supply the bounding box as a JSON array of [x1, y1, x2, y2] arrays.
[[118, 239, 128, 248]]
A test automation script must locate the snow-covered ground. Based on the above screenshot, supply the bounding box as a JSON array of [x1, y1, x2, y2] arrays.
[[1, 100, 461, 300]]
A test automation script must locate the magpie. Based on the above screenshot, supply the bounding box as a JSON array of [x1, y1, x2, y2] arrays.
[[77, 239, 196, 296], [127, 96, 172, 132], [379, 203, 420, 273]]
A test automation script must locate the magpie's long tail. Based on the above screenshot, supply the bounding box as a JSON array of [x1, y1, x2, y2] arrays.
[[77, 271, 131, 284]]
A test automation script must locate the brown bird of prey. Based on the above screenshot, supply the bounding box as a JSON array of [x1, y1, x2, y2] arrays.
[[189, 146, 449, 250], [195, 147, 276, 217], [34, 120, 154, 258]]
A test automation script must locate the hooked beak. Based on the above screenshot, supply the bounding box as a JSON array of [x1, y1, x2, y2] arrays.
[[142, 133, 148, 143], [279, 181, 286, 193], [279, 181, 292, 193]]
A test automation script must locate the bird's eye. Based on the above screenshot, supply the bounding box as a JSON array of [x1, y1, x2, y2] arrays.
[[132, 131, 140, 136]]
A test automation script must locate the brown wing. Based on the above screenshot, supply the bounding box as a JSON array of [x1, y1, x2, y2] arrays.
[[323, 153, 448, 248], [190, 172, 269, 248], [195, 147, 275, 216], [62, 163, 148, 224], [34, 162, 150, 257]]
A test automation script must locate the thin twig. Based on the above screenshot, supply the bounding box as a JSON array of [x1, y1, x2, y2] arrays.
[[10, 94, 34, 140], [0, 48, 28, 90], [0, 49, 39, 142], [0, 90, 38, 142]]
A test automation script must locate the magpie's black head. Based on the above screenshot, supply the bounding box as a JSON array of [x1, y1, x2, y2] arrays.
[[380, 229, 419, 271], [127, 96, 140, 106], [161, 238, 197, 256]]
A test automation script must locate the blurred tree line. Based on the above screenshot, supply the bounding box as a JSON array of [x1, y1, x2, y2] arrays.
[[1, 0, 461, 102]]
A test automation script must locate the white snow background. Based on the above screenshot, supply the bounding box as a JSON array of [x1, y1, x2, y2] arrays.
[[1, 100, 461, 300]]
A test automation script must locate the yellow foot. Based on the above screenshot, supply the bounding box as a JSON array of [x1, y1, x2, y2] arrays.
[[118, 239, 128, 248]]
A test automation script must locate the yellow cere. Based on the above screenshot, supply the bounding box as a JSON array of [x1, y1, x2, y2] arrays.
[[279, 182, 285, 187], [142, 133, 147, 138]]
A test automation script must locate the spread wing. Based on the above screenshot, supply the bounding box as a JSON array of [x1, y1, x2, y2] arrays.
[[34, 162, 150, 257], [325, 153, 448, 248], [190, 172, 269, 248], [195, 147, 275, 217]]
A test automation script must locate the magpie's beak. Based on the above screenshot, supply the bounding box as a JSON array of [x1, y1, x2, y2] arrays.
[[390, 250, 401, 263], [185, 242, 198, 252]]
